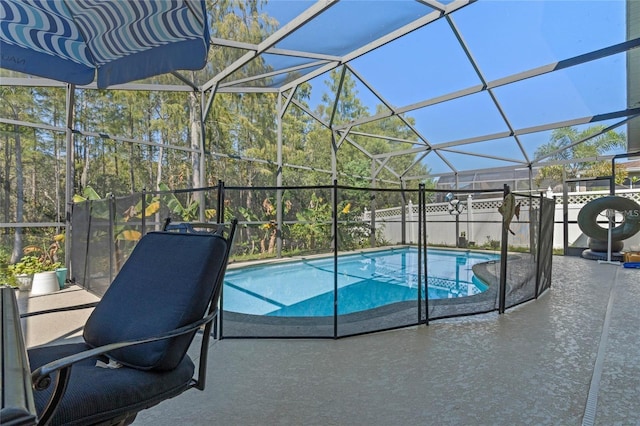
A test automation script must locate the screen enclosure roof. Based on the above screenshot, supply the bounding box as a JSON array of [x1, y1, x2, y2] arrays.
[[2, 0, 639, 183]]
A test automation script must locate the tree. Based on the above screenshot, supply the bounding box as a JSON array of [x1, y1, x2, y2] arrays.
[[0, 87, 34, 262]]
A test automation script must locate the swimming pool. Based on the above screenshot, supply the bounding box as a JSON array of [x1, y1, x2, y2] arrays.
[[222, 247, 498, 317]]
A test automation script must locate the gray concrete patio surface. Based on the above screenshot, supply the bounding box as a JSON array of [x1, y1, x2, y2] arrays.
[[18, 255, 640, 425]]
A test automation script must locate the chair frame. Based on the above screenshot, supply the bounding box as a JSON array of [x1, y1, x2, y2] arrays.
[[23, 219, 236, 426]]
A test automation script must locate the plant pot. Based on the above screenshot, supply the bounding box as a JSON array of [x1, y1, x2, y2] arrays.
[[31, 271, 59, 295], [16, 274, 33, 292], [56, 267, 68, 289]]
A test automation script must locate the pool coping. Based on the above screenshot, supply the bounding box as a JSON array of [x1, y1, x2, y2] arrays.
[[226, 244, 502, 271]]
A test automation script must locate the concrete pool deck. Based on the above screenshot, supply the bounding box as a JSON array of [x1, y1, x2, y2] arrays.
[[18, 255, 640, 425]]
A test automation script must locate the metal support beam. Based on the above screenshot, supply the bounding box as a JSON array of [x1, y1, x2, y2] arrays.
[[198, 88, 206, 221], [446, 15, 530, 164], [276, 94, 284, 257], [203, 0, 339, 91], [370, 159, 377, 247], [331, 131, 338, 182], [628, 0, 640, 152], [498, 184, 509, 314], [64, 84, 75, 272]]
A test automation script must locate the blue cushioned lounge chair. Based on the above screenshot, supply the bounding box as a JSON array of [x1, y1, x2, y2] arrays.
[[26, 220, 236, 426]]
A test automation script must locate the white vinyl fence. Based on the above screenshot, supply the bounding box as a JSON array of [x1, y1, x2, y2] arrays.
[[364, 189, 640, 251]]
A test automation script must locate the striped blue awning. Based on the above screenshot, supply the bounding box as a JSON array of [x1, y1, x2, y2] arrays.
[[0, 0, 209, 88]]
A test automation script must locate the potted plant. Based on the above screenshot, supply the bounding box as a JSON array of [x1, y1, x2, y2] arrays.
[[7, 256, 37, 291], [7, 255, 41, 291], [20, 234, 64, 295], [30, 258, 62, 295]]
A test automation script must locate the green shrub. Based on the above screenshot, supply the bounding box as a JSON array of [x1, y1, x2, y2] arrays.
[[8, 255, 61, 275]]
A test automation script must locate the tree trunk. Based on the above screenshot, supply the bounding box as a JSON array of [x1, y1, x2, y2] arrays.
[[12, 124, 24, 263], [53, 103, 61, 228], [129, 144, 135, 192], [189, 91, 202, 221], [79, 96, 90, 190], [189, 91, 201, 191], [129, 113, 135, 192], [2, 133, 11, 226], [80, 141, 89, 189]]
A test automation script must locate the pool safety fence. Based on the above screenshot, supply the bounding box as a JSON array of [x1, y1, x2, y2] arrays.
[[69, 182, 554, 338]]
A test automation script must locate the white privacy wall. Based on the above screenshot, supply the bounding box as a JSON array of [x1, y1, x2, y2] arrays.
[[365, 190, 640, 251]]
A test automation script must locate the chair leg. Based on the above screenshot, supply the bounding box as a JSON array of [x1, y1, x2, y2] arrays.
[[122, 414, 137, 425], [95, 413, 137, 426]]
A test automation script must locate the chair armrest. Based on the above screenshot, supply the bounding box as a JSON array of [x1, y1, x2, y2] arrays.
[[20, 302, 99, 319], [1, 287, 37, 426], [32, 310, 217, 390]]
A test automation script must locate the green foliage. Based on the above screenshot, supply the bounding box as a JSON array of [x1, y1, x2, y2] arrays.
[[0, 247, 12, 285], [237, 196, 279, 256], [484, 236, 500, 250], [8, 256, 42, 275], [158, 183, 201, 221], [8, 254, 60, 277], [20, 233, 64, 272], [534, 126, 626, 188], [73, 186, 102, 202], [290, 193, 332, 251]]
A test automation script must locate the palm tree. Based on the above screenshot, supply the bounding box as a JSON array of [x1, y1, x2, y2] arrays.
[[534, 126, 626, 188]]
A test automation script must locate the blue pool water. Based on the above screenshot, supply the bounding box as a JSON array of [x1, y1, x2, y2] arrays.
[[222, 247, 498, 317]]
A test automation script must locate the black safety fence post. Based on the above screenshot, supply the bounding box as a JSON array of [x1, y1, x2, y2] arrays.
[[141, 188, 147, 236], [401, 182, 407, 245], [498, 184, 509, 314], [610, 157, 616, 195], [418, 184, 423, 324], [422, 186, 429, 325], [418, 183, 429, 325], [108, 194, 115, 285], [217, 180, 225, 224], [217, 180, 225, 340], [562, 168, 568, 255], [214, 181, 224, 340], [333, 179, 339, 338]]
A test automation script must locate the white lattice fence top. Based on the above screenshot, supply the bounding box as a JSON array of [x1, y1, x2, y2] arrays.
[[364, 189, 640, 221], [424, 204, 448, 213], [471, 200, 502, 210], [374, 207, 403, 220], [555, 189, 640, 205]]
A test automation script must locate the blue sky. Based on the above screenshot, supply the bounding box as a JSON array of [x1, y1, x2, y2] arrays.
[[260, 1, 630, 174]]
